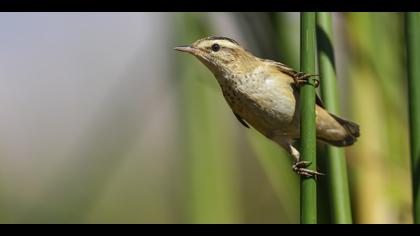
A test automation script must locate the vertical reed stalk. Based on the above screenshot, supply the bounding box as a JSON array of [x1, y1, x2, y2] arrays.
[[316, 12, 352, 224], [300, 12, 318, 224], [406, 12, 420, 224]]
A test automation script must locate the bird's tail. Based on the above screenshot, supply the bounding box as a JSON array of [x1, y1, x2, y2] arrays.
[[322, 114, 360, 147]]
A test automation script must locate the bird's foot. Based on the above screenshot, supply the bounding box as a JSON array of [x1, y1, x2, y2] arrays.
[[292, 161, 324, 178], [294, 72, 320, 88]]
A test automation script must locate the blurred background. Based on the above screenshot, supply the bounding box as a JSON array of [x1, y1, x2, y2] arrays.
[[0, 12, 412, 223]]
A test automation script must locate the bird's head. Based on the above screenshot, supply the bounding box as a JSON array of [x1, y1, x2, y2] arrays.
[[174, 36, 259, 76]]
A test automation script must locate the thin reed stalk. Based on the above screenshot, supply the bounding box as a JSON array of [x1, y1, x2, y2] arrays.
[[316, 12, 352, 224], [300, 12, 318, 224], [406, 12, 420, 224]]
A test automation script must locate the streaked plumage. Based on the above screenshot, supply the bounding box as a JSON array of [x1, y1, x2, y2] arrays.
[[175, 36, 359, 177]]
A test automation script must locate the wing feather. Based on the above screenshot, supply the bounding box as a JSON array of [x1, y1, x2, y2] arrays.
[[234, 112, 250, 128], [259, 58, 325, 109]]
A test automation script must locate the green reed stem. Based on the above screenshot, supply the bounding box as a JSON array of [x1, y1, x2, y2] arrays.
[[316, 12, 353, 224], [300, 12, 317, 224], [406, 12, 420, 224]]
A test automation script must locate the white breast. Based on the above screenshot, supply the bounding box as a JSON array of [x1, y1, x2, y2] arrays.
[[219, 67, 297, 133]]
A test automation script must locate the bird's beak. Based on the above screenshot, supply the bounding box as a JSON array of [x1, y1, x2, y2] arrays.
[[174, 45, 200, 55]]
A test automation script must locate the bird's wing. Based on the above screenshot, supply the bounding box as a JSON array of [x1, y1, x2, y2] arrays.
[[261, 58, 326, 109], [234, 112, 250, 128], [260, 59, 299, 78]]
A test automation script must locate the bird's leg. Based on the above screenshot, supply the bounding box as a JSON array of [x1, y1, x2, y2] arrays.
[[286, 142, 324, 178], [294, 72, 320, 88]]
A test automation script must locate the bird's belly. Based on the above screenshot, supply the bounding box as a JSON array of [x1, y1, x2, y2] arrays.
[[222, 78, 298, 138]]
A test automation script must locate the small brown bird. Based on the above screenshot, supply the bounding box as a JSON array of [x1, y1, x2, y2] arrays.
[[174, 36, 359, 177]]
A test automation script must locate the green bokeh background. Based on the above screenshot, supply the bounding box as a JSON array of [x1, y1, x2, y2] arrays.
[[0, 12, 411, 223]]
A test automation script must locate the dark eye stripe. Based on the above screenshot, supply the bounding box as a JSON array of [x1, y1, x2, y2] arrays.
[[206, 36, 240, 46]]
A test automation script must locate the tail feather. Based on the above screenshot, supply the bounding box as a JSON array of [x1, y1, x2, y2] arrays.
[[323, 114, 360, 147]]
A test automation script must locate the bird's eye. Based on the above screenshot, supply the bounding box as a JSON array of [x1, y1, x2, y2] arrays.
[[211, 44, 220, 52]]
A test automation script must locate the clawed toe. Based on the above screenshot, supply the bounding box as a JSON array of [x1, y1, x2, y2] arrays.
[[294, 73, 320, 88], [292, 161, 324, 178], [293, 161, 311, 169]]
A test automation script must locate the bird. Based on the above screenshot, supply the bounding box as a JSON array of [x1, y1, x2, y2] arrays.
[[174, 36, 360, 177]]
